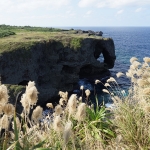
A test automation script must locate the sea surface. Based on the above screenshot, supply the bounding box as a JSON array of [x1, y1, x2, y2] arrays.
[[59, 27, 150, 104], [43, 27, 150, 119]]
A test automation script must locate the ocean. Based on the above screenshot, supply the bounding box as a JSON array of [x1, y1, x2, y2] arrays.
[[43, 27, 150, 116], [56, 27, 150, 105]]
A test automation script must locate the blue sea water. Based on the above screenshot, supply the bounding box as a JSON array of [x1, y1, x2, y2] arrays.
[[60, 27, 150, 104], [43, 27, 150, 118]]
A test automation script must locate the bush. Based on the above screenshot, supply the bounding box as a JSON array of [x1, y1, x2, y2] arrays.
[[0, 30, 15, 38]]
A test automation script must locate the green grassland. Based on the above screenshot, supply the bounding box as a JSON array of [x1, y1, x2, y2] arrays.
[[0, 24, 104, 53]]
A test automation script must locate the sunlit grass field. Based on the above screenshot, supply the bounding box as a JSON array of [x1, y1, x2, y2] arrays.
[[0, 25, 106, 53]]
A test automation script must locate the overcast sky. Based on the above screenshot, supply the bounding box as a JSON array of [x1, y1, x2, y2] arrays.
[[0, 0, 150, 27]]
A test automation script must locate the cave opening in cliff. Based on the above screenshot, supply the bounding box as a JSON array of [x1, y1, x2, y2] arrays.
[[94, 42, 114, 68], [97, 53, 104, 62], [18, 80, 29, 86], [79, 65, 93, 78], [94, 43, 104, 63]]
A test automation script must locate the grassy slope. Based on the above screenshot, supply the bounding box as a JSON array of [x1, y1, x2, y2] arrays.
[[0, 25, 105, 53]]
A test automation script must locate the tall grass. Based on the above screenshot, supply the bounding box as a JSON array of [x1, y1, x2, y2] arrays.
[[0, 57, 150, 150], [103, 57, 150, 150]]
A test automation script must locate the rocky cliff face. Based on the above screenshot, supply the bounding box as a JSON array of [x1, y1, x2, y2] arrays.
[[0, 37, 115, 106]]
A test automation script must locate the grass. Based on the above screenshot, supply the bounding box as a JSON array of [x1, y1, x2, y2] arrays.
[[0, 57, 150, 150], [0, 24, 107, 54], [70, 38, 83, 50]]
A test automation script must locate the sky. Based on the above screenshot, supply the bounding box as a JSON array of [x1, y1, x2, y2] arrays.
[[0, 0, 150, 27]]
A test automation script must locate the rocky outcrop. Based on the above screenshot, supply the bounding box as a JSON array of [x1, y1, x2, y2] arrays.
[[0, 37, 115, 106], [75, 30, 103, 36]]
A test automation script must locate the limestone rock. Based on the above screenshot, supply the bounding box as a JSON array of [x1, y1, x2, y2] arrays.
[[0, 37, 115, 106]]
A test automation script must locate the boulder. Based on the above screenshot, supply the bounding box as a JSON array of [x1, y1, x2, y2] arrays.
[[95, 31, 103, 36]]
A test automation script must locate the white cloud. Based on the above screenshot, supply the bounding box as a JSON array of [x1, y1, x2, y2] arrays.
[[135, 8, 142, 12], [117, 9, 124, 14], [78, 0, 150, 8], [78, 0, 97, 8], [86, 10, 92, 15], [97, 2, 106, 8], [0, 0, 71, 13]]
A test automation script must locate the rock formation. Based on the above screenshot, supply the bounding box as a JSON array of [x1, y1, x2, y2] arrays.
[[0, 36, 115, 106]]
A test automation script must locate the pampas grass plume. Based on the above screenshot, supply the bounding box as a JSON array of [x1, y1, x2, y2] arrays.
[[0, 114, 9, 130], [80, 85, 84, 90], [132, 61, 141, 68], [55, 104, 63, 116], [116, 72, 124, 78], [26, 85, 38, 106], [137, 79, 147, 87], [104, 83, 110, 87], [63, 121, 72, 145], [143, 88, 150, 95], [53, 116, 63, 132], [32, 106, 43, 123], [68, 94, 77, 115], [136, 69, 143, 76], [130, 65, 135, 70], [78, 96, 82, 102], [0, 84, 9, 104], [59, 91, 68, 102], [143, 57, 150, 63], [0, 103, 3, 115], [142, 71, 150, 79], [147, 78, 150, 83], [59, 98, 65, 106], [102, 89, 110, 94], [20, 93, 30, 113], [130, 57, 138, 64], [75, 103, 86, 122], [95, 79, 100, 84], [107, 77, 117, 83], [126, 72, 132, 78], [46, 103, 53, 109], [3, 103, 15, 117], [85, 89, 90, 97]]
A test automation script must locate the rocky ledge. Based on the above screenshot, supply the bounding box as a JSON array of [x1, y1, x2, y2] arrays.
[[0, 31, 115, 107]]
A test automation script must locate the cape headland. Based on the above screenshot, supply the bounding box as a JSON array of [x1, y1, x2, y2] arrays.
[[0, 25, 116, 108]]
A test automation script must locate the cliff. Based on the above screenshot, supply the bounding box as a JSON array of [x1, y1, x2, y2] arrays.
[[0, 26, 115, 107]]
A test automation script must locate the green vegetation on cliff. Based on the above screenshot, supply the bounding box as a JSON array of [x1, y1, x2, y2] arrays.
[[0, 24, 106, 53], [70, 37, 83, 50], [0, 30, 15, 38]]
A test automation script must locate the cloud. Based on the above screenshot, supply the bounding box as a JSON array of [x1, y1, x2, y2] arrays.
[[78, 0, 97, 8], [135, 8, 142, 12], [117, 9, 124, 14], [0, 0, 71, 13], [78, 0, 150, 8], [86, 10, 92, 15]]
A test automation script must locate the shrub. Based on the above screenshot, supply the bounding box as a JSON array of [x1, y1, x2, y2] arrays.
[[0, 30, 15, 38]]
